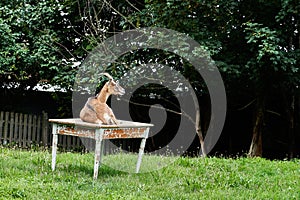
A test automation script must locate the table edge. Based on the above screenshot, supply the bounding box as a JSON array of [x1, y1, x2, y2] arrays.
[[49, 118, 154, 128]]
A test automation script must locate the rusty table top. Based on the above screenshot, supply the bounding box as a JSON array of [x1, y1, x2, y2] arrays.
[[49, 118, 153, 129]]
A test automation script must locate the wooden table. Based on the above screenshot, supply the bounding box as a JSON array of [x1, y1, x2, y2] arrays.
[[49, 118, 153, 179]]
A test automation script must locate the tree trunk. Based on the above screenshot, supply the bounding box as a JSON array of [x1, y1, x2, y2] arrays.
[[196, 108, 206, 157], [288, 95, 296, 159], [191, 91, 206, 157], [248, 96, 265, 157]]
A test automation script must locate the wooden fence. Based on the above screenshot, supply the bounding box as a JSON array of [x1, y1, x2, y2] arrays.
[[0, 111, 130, 153], [0, 111, 84, 150]]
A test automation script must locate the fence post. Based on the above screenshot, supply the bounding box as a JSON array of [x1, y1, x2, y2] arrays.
[[37, 115, 41, 145], [0, 111, 4, 143], [22, 114, 28, 148], [14, 113, 19, 142], [42, 111, 49, 148], [27, 114, 32, 146], [9, 112, 14, 145], [3, 112, 9, 145], [18, 113, 23, 147], [32, 115, 37, 145]]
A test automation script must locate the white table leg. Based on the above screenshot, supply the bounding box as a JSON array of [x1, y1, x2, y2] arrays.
[[51, 124, 58, 171], [93, 129, 103, 180], [136, 128, 149, 173]]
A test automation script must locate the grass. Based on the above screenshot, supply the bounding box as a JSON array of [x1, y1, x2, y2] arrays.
[[0, 147, 299, 200]]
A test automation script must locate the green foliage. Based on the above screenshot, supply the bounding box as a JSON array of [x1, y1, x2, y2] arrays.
[[0, 148, 299, 199], [0, 0, 299, 155], [0, 0, 64, 89], [120, 0, 300, 157], [244, 22, 297, 71], [1, 0, 299, 92], [127, 0, 239, 56]]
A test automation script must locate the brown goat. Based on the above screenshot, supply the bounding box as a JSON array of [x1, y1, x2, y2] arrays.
[[79, 73, 125, 125]]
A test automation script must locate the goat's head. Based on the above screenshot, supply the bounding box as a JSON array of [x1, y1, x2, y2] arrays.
[[106, 79, 125, 95], [100, 73, 125, 96]]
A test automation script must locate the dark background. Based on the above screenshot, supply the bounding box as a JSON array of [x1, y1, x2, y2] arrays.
[[1, 88, 299, 159]]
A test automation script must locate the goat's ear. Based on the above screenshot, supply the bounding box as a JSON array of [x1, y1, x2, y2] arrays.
[[110, 79, 116, 85]]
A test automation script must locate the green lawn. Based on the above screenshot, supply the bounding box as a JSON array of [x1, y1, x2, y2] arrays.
[[0, 147, 299, 199]]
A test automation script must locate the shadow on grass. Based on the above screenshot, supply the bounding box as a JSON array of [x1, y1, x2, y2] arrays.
[[54, 162, 126, 178]]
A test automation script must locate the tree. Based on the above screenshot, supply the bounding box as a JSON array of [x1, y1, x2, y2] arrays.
[[0, 0, 67, 89], [243, 0, 299, 156], [122, 0, 239, 156], [124, 0, 300, 157], [1, 0, 299, 157]]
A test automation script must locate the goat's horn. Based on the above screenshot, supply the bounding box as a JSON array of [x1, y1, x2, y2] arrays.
[[99, 72, 113, 80]]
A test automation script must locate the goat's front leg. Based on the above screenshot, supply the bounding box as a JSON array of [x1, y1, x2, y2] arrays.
[[100, 111, 118, 125], [110, 116, 119, 125], [108, 107, 119, 125]]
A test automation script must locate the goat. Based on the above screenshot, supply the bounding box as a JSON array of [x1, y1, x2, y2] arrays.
[[79, 73, 125, 125]]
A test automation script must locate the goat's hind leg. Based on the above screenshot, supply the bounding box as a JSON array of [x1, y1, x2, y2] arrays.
[[80, 107, 103, 124], [94, 107, 112, 125]]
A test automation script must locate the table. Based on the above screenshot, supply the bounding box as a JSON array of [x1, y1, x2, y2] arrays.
[[49, 118, 153, 179]]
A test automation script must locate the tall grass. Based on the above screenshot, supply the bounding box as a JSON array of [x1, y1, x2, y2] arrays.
[[0, 147, 299, 199]]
